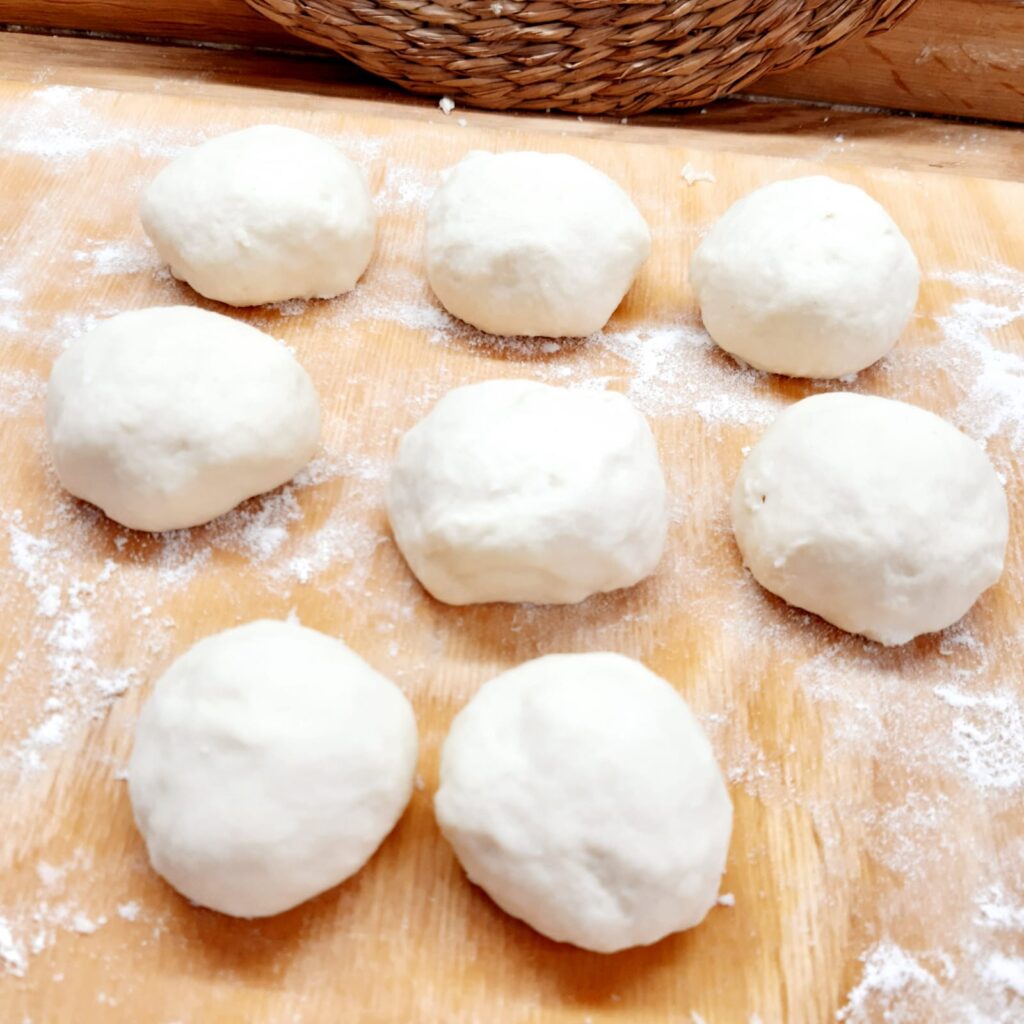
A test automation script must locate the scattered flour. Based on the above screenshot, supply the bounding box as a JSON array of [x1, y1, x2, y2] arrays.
[[268, 298, 308, 318], [837, 943, 940, 1023], [983, 953, 1024, 998], [838, 928, 1024, 1024], [68, 912, 106, 936], [976, 884, 1024, 932], [680, 162, 717, 186], [935, 683, 1024, 791], [1, 83, 1023, 1023], [0, 294, 23, 333], [72, 239, 158, 277], [116, 902, 140, 922], [0, 85, 194, 163], [377, 162, 437, 211], [0, 918, 28, 977], [0, 370, 46, 415]]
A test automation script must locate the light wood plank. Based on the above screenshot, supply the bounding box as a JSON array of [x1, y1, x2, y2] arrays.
[[0, 0, 305, 49], [1, 33, 1022, 182], [0, 61, 1022, 1024]]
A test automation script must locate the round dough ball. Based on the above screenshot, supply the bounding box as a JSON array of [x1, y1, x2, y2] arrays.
[[690, 176, 920, 379], [425, 150, 651, 338], [140, 124, 375, 306], [387, 379, 667, 605], [46, 306, 320, 532], [128, 619, 418, 918], [732, 392, 1008, 646], [435, 653, 733, 953]]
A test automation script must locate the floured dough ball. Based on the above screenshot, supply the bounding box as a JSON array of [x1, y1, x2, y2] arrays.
[[691, 176, 919, 379], [140, 124, 375, 306], [435, 653, 733, 953], [128, 619, 418, 918], [46, 306, 319, 532], [387, 379, 667, 605], [732, 392, 1008, 645], [426, 150, 651, 337]]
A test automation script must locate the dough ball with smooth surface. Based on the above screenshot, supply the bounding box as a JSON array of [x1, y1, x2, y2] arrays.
[[387, 379, 667, 605], [435, 652, 733, 953], [690, 176, 919, 379], [128, 619, 418, 918], [46, 306, 320, 532], [426, 150, 651, 337], [731, 392, 1008, 645], [140, 124, 375, 306]]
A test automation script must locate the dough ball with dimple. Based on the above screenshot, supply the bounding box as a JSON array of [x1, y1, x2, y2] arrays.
[[731, 392, 1008, 646], [128, 619, 418, 918], [435, 653, 733, 953], [46, 306, 320, 532], [425, 150, 651, 338], [140, 124, 375, 306], [387, 379, 667, 605], [690, 176, 920, 379]]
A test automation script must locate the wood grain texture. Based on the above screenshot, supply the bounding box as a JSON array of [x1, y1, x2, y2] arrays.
[[0, 0, 308, 49], [757, 0, 1024, 125], [2, 33, 1023, 183], [1, 0, 1023, 122], [1, 59, 1023, 1022]]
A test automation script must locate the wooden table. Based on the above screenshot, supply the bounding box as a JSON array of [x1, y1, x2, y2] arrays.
[[1, 26, 1023, 1024]]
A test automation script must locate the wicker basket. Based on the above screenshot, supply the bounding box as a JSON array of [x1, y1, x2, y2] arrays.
[[244, 0, 920, 115]]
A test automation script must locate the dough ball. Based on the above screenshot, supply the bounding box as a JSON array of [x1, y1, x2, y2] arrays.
[[387, 379, 667, 605], [128, 619, 418, 918], [425, 150, 651, 337], [140, 124, 375, 306], [732, 392, 1008, 646], [435, 653, 733, 953], [690, 176, 919, 379], [46, 306, 320, 532]]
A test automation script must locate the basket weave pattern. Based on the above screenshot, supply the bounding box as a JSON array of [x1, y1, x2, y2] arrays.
[[244, 0, 919, 115]]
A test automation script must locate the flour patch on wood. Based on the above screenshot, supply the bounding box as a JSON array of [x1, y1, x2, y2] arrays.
[[72, 240, 159, 278], [680, 162, 716, 186]]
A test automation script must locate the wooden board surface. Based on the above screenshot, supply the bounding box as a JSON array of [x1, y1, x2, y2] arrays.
[[1, 74, 1024, 1024], [3, 32, 1024, 185], [2, 0, 1023, 123]]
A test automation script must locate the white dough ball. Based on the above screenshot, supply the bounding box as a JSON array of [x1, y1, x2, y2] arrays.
[[690, 176, 920, 379], [46, 306, 320, 532], [128, 620, 418, 918], [425, 150, 651, 338], [435, 653, 733, 953], [732, 392, 1008, 646], [387, 379, 667, 605], [140, 124, 375, 306]]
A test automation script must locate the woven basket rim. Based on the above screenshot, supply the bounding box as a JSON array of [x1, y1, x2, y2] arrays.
[[243, 0, 921, 115]]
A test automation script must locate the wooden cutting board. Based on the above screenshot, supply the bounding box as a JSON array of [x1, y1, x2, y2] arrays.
[[1, 80, 1022, 1024]]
